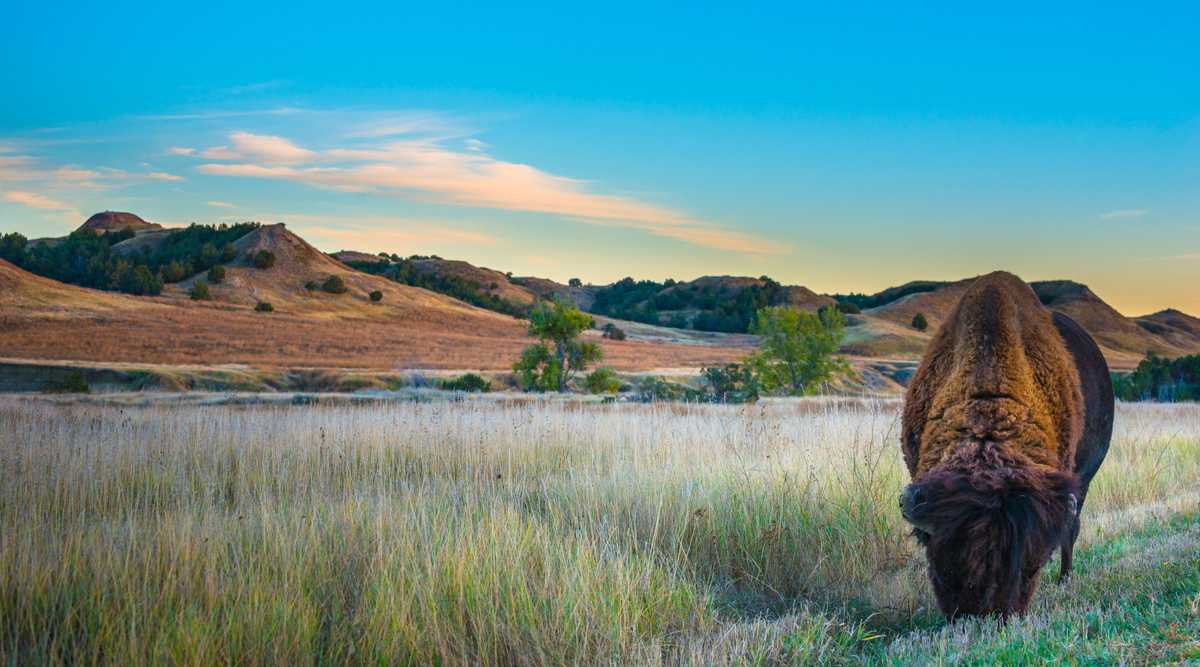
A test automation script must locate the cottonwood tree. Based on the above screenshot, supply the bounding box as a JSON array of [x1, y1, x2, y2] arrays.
[[748, 305, 850, 396], [513, 301, 602, 391]]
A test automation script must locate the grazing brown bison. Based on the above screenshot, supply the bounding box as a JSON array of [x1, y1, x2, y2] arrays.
[[899, 271, 1113, 619]]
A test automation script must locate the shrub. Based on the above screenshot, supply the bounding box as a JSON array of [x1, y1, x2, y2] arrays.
[[207, 264, 226, 284], [440, 373, 491, 393], [836, 300, 861, 314], [253, 250, 276, 269], [634, 376, 702, 403], [911, 312, 929, 332], [601, 323, 627, 341], [584, 367, 621, 394], [701, 363, 760, 403], [255, 301, 274, 312], [322, 275, 348, 294], [304, 280, 319, 291], [369, 290, 383, 302], [47, 371, 90, 394], [189, 281, 210, 300]]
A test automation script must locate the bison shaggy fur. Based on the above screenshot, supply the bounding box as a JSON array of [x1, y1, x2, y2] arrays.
[[900, 271, 1113, 619]]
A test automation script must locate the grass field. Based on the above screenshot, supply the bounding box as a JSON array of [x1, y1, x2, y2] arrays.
[[1, 396, 1198, 665]]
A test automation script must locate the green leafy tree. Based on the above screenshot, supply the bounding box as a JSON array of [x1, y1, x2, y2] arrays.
[[369, 289, 383, 302], [513, 301, 602, 391], [568, 277, 583, 287], [255, 301, 274, 312], [912, 312, 929, 332], [748, 305, 850, 396]]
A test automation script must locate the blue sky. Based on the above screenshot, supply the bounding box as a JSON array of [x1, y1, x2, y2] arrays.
[[1, 2, 1197, 313]]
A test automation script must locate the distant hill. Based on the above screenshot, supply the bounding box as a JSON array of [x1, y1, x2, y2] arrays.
[[1135, 309, 1200, 350], [860, 275, 1191, 365], [589, 274, 837, 333], [78, 211, 162, 234]]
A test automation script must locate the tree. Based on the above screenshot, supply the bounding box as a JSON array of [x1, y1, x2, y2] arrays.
[[369, 289, 383, 302], [207, 264, 226, 284], [0, 232, 27, 264], [748, 305, 850, 396], [322, 275, 348, 294], [513, 301, 602, 391], [161, 260, 189, 283], [912, 312, 929, 332], [255, 301, 274, 312], [119, 264, 162, 295], [568, 277, 583, 287], [253, 250, 275, 269], [189, 280, 210, 300]]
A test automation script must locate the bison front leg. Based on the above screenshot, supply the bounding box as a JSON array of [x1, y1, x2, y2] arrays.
[[1058, 493, 1080, 583]]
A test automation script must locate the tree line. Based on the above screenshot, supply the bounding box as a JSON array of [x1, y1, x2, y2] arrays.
[[0, 223, 259, 296]]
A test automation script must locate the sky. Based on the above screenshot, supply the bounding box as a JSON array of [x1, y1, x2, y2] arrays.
[[1, 2, 1197, 315]]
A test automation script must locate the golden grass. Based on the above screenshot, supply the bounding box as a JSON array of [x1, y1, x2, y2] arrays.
[[1, 397, 1197, 664]]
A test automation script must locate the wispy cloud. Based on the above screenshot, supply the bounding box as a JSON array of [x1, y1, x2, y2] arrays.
[[4, 190, 76, 212], [169, 147, 196, 156], [193, 130, 783, 254], [201, 132, 316, 163], [207, 200, 237, 209], [145, 171, 183, 181], [1100, 209, 1149, 220]]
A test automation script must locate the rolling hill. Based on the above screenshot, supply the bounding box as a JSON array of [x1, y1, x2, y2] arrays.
[[5, 211, 1199, 379], [0, 234, 747, 374], [859, 276, 1191, 366]]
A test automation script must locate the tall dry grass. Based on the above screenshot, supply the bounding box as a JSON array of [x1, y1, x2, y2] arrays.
[[1, 397, 1197, 665]]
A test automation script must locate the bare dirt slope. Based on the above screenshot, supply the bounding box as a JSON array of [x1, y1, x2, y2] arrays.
[[79, 211, 162, 234], [1135, 309, 1200, 351]]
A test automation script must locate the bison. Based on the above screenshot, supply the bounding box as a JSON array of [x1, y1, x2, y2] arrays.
[[899, 271, 1113, 619]]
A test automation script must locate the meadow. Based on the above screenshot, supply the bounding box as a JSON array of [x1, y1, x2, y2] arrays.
[[1, 395, 1198, 665]]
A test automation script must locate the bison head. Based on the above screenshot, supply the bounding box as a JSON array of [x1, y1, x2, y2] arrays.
[[899, 445, 1078, 619]]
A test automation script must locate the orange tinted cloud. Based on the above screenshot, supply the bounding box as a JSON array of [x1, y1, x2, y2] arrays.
[[195, 132, 785, 254]]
